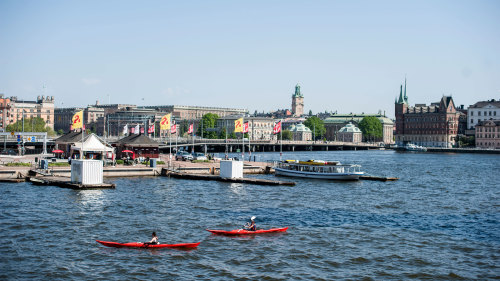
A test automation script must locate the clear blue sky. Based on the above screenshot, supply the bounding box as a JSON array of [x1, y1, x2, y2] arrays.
[[1, 0, 499, 118]]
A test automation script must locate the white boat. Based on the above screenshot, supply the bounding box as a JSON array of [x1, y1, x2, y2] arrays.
[[273, 160, 364, 180], [404, 143, 427, 152]]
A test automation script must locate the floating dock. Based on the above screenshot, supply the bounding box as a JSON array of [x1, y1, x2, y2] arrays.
[[360, 175, 399, 181], [28, 176, 115, 189], [162, 169, 295, 186]]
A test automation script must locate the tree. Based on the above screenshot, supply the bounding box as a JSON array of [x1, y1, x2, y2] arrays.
[[304, 116, 326, 140], [219, 127, 227, 139], [358, 116, 382, 142], [197, 113, 219, 139], [308, 110, 313, 116], [282, 130, 293, 140], [6, 117, 56, 136], [57, 129, 64, 135]]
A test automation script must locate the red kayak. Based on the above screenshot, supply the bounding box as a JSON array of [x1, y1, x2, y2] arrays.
[[206, 227, 288, 236], [96, 240, 201, 249]]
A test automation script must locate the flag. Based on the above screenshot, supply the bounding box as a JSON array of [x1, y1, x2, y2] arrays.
[[160, 114, 171, 130], [187, 123, 193, 134], [273, 120, 282, 134], [140, 127, 144, 134], [171, 124, 177, 134], [148, 124, 155, 133], [135, 124, 140, 134], [243, 122, 249, 133], [123, 124, 128, 135], [130, 127, 135, 134], [72, 110, 83, 129], [234, 118, 243, 132]]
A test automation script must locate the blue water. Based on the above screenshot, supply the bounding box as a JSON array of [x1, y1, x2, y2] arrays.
[[1, 150, 499, 280]]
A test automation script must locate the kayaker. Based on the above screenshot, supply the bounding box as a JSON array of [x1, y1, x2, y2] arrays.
[[145, 232, 159, 245], [245, 216, 256, 231]]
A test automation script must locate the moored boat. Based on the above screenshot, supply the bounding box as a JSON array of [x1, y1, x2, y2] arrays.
[[96, 240, 201, 249], [206, 227, 288, 236], [404, 143, 427, 152], [274, 160, 363, 180]]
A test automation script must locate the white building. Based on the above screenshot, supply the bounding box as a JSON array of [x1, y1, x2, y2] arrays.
[[468, 99, 500, 130], [288, 123, 312, 141], [337, 122, 362, 143]]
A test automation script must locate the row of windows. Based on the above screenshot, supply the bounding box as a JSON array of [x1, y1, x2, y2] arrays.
[[471, 111, 498, 117], [477, 134, 499, 138], [477, 127, 499, 132], [477, 142, 499, 148]]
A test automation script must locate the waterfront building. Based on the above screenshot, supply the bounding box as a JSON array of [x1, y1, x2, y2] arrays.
[[216, 116, 276, 141], [143, 105, 247, 120], [394, 81, 460, 148], [337, 122, 362, 143], [467, 99, 500, 130], [54, 106, 105, 134], [101, 107, 158, 137], [0, 95, 55, 130], [288, 123, 312, 141], [55, 103, 137, 135], [291, 84, 304, 117], [475, 120, 500, 149], [323, 113, 394, 144], [114, 133, 159, 159], [0, 95, 12, 130]]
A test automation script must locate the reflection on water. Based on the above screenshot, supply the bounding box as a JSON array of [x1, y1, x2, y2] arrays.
[[229, 183, 246, 195]]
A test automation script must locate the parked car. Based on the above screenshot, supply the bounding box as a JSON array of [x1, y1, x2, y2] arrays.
[[175, 151, 193, 161], [192, 152, 207, 161], [0, 149, 17, 156]]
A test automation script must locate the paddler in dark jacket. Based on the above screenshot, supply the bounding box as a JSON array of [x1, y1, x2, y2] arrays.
[[245, 216, 256, 231]]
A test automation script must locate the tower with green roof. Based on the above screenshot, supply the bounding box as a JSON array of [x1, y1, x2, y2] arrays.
[[291, 84, 304, 117]]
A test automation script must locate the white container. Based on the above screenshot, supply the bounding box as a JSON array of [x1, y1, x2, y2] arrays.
[[71, 160, 103, 185], [220, 160, 243, 179]]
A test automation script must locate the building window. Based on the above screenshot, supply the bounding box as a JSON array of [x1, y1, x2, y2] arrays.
[[478, 111, 481, 116], [471, 111, 474, 116]]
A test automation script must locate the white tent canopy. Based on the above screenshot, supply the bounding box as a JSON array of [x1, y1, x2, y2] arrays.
[[71, 133, 114, 155]]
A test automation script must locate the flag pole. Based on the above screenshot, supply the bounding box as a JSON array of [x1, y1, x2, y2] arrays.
[[280, 119, 282, 161], [248, 120, 251, 162], [81, 110, 84, 160], [242, 115, 244, 162], [169, 128, 172, 166]]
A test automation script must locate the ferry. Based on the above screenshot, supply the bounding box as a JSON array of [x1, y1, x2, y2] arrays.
[[273, 160, 364, 180], [404, 143, 427, 152]]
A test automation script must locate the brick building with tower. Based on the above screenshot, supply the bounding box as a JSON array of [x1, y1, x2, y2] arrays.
[[394, 80, 460, 148]]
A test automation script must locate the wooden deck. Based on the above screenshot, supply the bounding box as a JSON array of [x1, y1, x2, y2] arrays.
[[28, 176, 115, 189], [162, 169, 295, 186]]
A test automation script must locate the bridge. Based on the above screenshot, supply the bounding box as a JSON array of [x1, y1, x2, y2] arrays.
[[158, 139, 385, 153]]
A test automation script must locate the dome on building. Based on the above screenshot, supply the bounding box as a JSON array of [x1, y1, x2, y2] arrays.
[[338, 122, 361, 133], [289, 123, 311, 132]]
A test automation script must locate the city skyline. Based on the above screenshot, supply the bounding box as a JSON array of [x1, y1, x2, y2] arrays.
[[1, 0, 499, 118]]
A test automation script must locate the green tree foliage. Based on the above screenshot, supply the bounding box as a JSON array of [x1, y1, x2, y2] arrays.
[[219, 127, 227, 139], [198, 113, 219, 139], [358, 116, 382, 141], [282, 130, 293, 140], [304, 116, 326, 140], [179, 120, 189, 136], [6, 117, 56, 136], [308, 110, 313, 116]]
